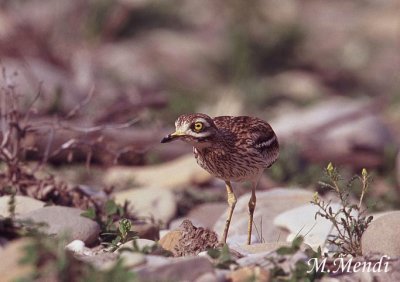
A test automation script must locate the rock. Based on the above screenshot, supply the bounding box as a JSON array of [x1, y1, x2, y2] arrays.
[[0, 195, 45, 217], [120, 252, 147, 268], [160, 220, 218, 257], [19, 206, 100, 245], [136, 256, 215, 282], [272, 98, 394, 167], [78, 252, 119, 270], [120, 239, 157, 251], [1, 58, 83, 113], [114, 187, 176, 224], [194, 272, 219, 282], [213, 188, 314, 244], [0, 238, 34, 281], [397, 151, 400, 187], [233, 242, 291, 256], [267, 71, 329, 101], [228, 266, 270, 282], [131, 221, 160, 241], [104, 154, 212, 190], [362, 211, 400, 257], [274, 203, 344, 250], [186, 202, 227, 229], [159, 230, 183, 257], [169, 202, 227, 230], [65, 240, 86, 254]]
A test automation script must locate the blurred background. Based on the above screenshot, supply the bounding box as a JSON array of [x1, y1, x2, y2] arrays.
[[1, 0, 399, 210]]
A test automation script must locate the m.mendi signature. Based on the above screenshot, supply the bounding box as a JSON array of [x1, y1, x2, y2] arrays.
[[307, 256, 391, 274]]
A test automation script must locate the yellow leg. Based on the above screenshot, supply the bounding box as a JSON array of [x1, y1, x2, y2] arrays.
[[247, 183, 257, 245], [221, 181, 237, 244]]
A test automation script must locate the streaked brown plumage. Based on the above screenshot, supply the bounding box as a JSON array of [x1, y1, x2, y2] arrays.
[[161, 113, 279, 244]]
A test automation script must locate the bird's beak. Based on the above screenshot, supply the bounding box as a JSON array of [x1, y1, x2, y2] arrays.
[[161, 131, 185, 143]]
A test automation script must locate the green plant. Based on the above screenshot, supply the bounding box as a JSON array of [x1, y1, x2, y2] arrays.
[[207, 244, 238, 269], [81, 199, 138, 251], [311, 163, 373, 257], [17, 232, 137, 282], [267, 236, 324, 281]]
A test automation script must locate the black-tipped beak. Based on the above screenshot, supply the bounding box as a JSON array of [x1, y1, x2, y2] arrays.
[[161, 134, 173, 143], [160, 132, 183, 143]]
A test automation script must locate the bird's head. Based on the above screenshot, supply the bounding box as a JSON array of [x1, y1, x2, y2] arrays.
[[161, 113, 217, 147]]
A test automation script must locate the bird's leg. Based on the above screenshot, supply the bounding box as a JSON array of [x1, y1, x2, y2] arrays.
[[247, 182, 257, 245], [221, 181, 237, 244]]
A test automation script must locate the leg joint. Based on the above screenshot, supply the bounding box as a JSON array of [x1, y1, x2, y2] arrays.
[[228, 192, 237, 207]]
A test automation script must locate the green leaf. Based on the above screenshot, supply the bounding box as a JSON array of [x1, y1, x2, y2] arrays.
[[219, 244, 232, 262], [292, 236, 304, 249], [81, 207, 96, 220], [207, 248, 221, 259], [276, 246, 296, 256], [105, 200, 119, 216]]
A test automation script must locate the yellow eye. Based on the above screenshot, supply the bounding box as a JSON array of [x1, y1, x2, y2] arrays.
[[193, 122, 203, 132]]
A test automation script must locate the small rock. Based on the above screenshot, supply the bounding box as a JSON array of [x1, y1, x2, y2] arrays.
[[0, 238, 34, 281], [213, 188, 314, 244], [114, 187, 176, 224], [159, 230, 183, 257], [19, 206, 100, 245], [105, 154, 212, 190], [228, 266, 270, 282], [136, 256, 215, 282], [362, 211, 400, 257], [120, 238, 157, 251], [0, 195, 45, 217], [160, 220, 219, 257], [65, 240, 86, 254]]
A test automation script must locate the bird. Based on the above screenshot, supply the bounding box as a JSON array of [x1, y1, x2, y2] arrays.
[[161, 113, 279, 245]]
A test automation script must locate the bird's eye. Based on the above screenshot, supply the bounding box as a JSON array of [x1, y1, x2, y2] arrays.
[[193, 122, 204, 132]]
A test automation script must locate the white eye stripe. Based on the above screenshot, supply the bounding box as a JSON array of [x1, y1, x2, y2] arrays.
[[255, 135, 276, 149]]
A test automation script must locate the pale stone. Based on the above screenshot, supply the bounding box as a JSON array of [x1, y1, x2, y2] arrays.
[[136, 256, 215, 282], [0, 238, 34, 281], [120, 252, 147, 268], [274, 203, 344, 250], [0, 195, 45, 217], [114, 187, 176, 224], [228, 266, 270, 282], [362, 211, 400, 257], [233, 242, 291, 256], [105, 154, 212, 190], [19, 206, 100, 245]]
